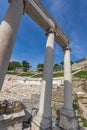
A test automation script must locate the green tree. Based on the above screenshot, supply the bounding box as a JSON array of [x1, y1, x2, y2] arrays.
[[60, 61, 74, 65], [22, 60, 30, 72], [37, 64, 44, 72], [60, 61, 64, 66], [53, 64, 60, 71], [8, 61, 21, 71], [71, 61, 74, 65]]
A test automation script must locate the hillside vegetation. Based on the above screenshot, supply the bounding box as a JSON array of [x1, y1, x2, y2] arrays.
[[7, 70, 87, 78], [74, 71, 87, 78]]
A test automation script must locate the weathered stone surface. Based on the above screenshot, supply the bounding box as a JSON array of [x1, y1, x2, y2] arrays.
[[31, 122, 51, 130], [31, 122, 61, 130], [83, 80, 87, 92], [0, 110, 25, 130], [59, 114, 79, 130], [0, 101, 6, 114], [6, 101, 22, 114], [32, 114, 52, 130], [0, 100, 22, 115]]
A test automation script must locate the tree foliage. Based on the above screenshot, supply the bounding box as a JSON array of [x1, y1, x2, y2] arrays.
[[37, 64, 44, 72], [53, 64, 60, 71], [8, 61, 21, 71], [71, 61, 74, 65], [60, 61, 64, 66], [60, 61, 74, 66], [8, 60, 31, 72], [22, 60, 30, 72]]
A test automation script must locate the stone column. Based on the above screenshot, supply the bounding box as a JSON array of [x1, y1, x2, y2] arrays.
[[0, 0, 24, 90], [32, 28, 55, 130], [64, 48, 73, 111], [59, 47, 79, 130]]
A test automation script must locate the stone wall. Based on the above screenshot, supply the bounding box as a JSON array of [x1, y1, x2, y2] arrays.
[[72, 78, 85, 88], [72, 60, 87, 70]]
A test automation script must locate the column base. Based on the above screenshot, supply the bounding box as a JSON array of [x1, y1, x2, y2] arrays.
[[60, 107, 75, 117], [59, 107, 79, 130], [31, 114, 52, 130]]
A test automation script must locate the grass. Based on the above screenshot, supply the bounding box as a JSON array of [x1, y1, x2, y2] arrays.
[[7, 70, 87, 78], [80, 117, 87, 127], [32, 74, 43, 78], [19, 73, 34, 77], [73, 99, 79, 110], [33, 72, 64, 78], [6, 71, 64, 78], [7, 69, 87, 78], [83, 121, 87, 127], [6, 71, 19, 75], [78, 115, 87, 127], [74, 71, 87, 78], [53, 72, 64, 77], [73, 99, 87, 128], [7, 71, 35, 77], [71, 70, 77, 73]]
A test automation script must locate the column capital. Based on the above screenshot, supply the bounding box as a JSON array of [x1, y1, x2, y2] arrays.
[[8, 0, 26, 14], [45, 28, 56, 36], [63, 46, 71, 52]]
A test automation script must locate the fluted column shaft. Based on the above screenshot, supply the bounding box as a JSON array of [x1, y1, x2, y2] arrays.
[[0, 0, 24, 89], [38, 28, 55, 118]]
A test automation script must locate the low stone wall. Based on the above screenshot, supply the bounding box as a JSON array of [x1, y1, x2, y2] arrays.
[[3, 75, 64, 88], [17, 77, 64, 87]]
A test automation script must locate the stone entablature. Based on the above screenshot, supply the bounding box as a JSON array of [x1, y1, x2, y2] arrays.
[[25, 0, 69, 48]]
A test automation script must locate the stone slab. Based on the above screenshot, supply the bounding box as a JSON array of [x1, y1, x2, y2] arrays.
[[0, 110, 25, 130]]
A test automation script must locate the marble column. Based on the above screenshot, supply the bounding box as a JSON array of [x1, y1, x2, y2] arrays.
[[59, 47, 79, 130], [64, 48, 73, 111], [0, 0, 24, 90], [59, 47, 74, 116], [32, 28, 55, 130]]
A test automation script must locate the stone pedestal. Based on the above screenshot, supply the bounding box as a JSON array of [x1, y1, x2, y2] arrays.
[[59, 110, 79, 130], [0, 110, 25, 130]]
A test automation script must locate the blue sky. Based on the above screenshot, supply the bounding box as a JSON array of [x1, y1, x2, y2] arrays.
[[0, 0, 87, 68]]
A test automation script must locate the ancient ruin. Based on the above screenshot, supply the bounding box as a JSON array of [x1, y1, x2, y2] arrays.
[[0, 0, 79, 130]]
